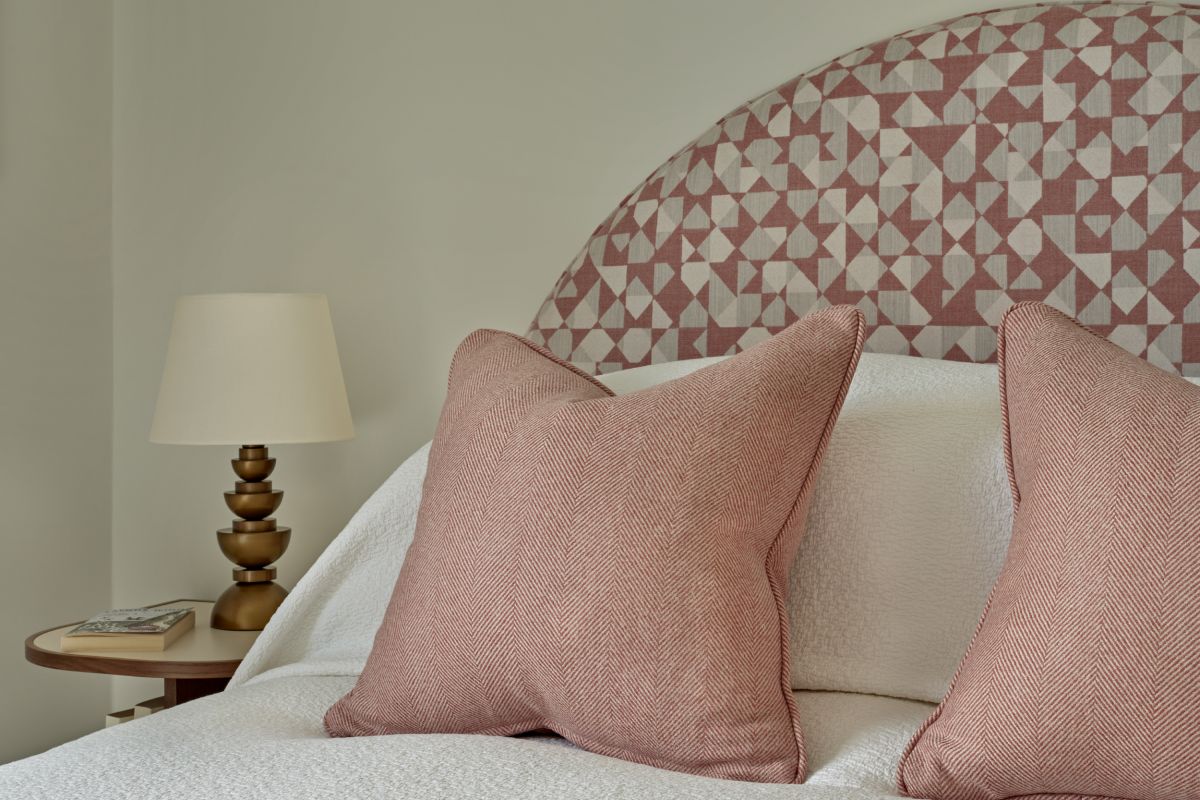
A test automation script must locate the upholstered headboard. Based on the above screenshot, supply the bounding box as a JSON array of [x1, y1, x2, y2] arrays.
[[528, 2, 1200, 375]]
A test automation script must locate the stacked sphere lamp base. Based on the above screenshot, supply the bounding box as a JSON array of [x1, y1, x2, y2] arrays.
[[211, 445, 291, 631]]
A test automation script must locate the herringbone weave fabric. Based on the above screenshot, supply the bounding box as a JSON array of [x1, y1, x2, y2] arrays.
[[325, 307, 864, 783], [898, 301, 1200, 800]]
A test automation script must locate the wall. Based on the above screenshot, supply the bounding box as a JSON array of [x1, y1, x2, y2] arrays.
[[0, 0, 113, 762], [107, 0, 1003, 705]]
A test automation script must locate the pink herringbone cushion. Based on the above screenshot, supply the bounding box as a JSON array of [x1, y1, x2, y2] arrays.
[[899, 302, 1200, 800], [325, 306, 864, 783]]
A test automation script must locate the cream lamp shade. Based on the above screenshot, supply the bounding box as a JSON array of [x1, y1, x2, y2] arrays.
[[150, 293, 354, 445]]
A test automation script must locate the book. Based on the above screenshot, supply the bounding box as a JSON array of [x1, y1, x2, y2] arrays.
[[133, 696, 166, 718], [104, 696, 166, 728], [105, 708, 136, 728], [60, 607, 195, 653]]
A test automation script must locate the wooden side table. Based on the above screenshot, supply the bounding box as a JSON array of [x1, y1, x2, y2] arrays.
[[25, 599, 259, 708]]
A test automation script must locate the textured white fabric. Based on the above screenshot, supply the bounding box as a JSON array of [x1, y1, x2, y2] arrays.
[[229, 441, 431, 688], [234, 351, 1013, 705], [0, 351, 1006, 796], [0, 675, 931, 799], [608, 351, 1013, 703], [790, 354, 1012, 702]]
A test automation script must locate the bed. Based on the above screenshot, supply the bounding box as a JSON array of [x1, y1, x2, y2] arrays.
[[3, 2, 1198, 797], [0, 417, 959, 800]]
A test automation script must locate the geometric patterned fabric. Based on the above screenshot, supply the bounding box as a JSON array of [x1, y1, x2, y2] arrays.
[[528, 3, 1200, 375]]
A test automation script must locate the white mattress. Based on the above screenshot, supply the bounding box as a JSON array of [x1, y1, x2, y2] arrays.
[[0, 675, 930, 799]]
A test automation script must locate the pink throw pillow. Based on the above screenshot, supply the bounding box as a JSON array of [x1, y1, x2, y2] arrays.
[[899, 302, 1200, 800], [325, 307, 865, 783]]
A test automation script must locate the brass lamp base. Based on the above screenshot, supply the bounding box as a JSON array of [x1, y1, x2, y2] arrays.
[[211, 445, 290, 631], [212, 575, 290, 630]]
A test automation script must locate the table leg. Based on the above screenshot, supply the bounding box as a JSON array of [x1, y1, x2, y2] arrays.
[[163, 677, 230, 707]]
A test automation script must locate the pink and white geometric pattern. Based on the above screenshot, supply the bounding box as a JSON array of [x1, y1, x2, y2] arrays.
[[528, 2, 1200, 375]]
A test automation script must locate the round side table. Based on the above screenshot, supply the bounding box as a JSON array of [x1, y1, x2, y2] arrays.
[[25, 599, 260, 707]]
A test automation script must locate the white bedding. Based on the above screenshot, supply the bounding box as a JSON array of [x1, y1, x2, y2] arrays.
[[600, 352, 1013, 704], [0, 426, 931, 799], [0, 675, 930, 799], [0, 353, 982, 798], [229, 351, 1015, 705]]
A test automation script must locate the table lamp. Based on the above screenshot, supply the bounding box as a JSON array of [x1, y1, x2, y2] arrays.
[[150, 293, 354, 631]]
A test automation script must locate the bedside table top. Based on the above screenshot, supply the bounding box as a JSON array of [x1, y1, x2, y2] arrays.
[[25, 599, 259, 680]]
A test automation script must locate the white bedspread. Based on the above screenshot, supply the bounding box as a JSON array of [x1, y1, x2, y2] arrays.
[[0, 439, 931, 799], [0, 674, 929, 799], [0, 356, 963, 799], [232, 441, 434, 690]]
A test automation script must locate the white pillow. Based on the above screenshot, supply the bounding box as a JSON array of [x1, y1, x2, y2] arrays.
[[600, 351, 1012, 704]]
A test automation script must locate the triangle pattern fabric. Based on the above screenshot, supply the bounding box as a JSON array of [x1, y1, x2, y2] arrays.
[[527, 3, 1200, 376]]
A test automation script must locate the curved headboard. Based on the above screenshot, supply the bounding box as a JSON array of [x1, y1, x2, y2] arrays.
[[529, 2, 1200, 375]]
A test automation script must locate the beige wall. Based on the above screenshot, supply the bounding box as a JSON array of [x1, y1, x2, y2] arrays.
[[109, 0, 1001, 706], [0, 0, 113, 762], [4, 0, 1012, 726]]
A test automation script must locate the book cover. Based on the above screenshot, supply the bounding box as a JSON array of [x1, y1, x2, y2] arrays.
[[60, 607, 196, 652], [65, 608, 192, 637]]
